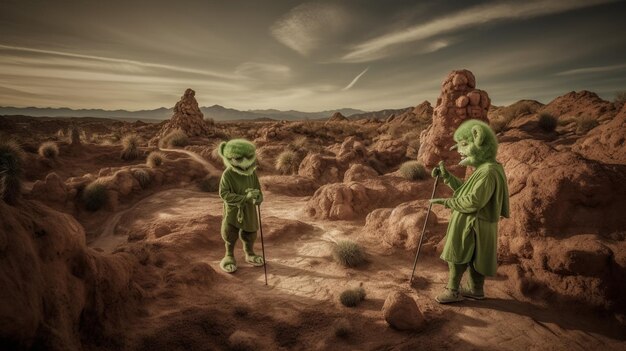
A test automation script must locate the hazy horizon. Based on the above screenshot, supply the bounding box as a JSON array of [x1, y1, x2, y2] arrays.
[[1, 0, 625, 112]]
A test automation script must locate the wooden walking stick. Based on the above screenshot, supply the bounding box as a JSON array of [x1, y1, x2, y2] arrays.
[[256, 203, 268, 285], [409, 175, 440, 285]]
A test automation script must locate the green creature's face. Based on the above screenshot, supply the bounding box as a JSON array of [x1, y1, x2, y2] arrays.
[[218, 139, 257, 176], [452, 120, 498, 168]]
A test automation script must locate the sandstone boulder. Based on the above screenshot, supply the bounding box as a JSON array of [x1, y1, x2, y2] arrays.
[[382, 291, 425, 331], [572, 103, 626, 165], [30, 172, 68, 204]]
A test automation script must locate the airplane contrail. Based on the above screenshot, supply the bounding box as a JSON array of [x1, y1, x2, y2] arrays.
[[341, 67, 369, 91]]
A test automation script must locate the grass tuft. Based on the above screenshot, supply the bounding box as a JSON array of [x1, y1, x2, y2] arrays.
[[82, 180, 109, 211], [146, 151, 165, 167], [0, 138, 25, 205], [38, 141, 59, 159], [398, 160, 427, 181], [120, 134, 142, 160], [133, 169, 151, 188], [333, 318, 352, 338], [333, 240, 366, 267], [538, 113, 557, 132], [160, 129, 189, 148], [339, 287, 366, 307], [275, 150, 299, 175]]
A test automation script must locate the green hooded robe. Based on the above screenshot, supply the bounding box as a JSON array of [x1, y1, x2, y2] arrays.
[[219, 167, 263, 232], [441, 162, 509, 276]]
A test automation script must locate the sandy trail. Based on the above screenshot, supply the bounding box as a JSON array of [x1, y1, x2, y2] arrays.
[[90, 187, 624, 350]]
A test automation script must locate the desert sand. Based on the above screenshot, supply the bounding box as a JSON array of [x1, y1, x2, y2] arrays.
[[1, 72, 625, 350]]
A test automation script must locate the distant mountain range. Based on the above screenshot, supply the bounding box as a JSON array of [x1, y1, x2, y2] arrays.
[[0, 105, 369, 122]]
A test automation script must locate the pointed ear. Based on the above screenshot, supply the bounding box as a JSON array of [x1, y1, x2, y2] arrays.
[[471, 125, 484, 146], [218, 141, 227, 158]]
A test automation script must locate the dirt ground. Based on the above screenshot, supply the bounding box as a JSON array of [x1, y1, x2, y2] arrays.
[[88, 185, 626, 351]]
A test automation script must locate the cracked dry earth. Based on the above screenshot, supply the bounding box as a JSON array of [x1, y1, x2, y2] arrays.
[[87, 182, 625, 351]]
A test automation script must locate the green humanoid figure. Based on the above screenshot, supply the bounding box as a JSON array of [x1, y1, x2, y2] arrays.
[[430, 119, 509, 303], [218, 139, 264, 273]]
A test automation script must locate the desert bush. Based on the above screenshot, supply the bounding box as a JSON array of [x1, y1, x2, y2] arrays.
[[538, 113, 557, 132], [339, 287, 366, 307], [146, 151, 165, 167], [333, 318, 352, 338], [82, 179, 109, 211], [398, 161, 427, 181], [0, 138, 25, 205], [68, 124, 81, 146], [160, 129, 189, 148], [333, 240, 366, 267], [204, 117, 215, 126], [56, 129, 65, 138], [133, 169, 151, 188], [575, 115, 599, 135], [120, 134, 141, 160], [38, 141, 59, 159], [198, 175, 219, 192], [275, 150, 299, 175]]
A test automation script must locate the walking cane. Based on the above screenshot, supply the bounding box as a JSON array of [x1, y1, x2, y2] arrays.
[[256, 203, 268, 285], [409, 175, 439, 285]]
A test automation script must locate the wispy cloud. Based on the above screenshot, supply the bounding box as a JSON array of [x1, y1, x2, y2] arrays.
[[0, 44, 239, 80], [234, 62, 291, 80], [342, 0, 617, 62], [341, 67, 369, 91], [555, 63, 626, 76], [270, 2, 350, 56]]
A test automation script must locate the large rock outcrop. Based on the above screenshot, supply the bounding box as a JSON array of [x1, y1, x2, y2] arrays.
[[572, 103, 626, 165], [497, 139, 626, 312], [418, 70, 491, 171], [154, 89, 212, 141], [0, 200, 140, 350], [538, 90, 616, 122]]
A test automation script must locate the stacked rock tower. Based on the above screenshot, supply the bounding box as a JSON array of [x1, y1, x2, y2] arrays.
[[155, 88, 212, 140], [418, 70, 491, 171]]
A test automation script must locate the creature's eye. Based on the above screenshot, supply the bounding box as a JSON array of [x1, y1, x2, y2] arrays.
[[461, 141, 468, 147]]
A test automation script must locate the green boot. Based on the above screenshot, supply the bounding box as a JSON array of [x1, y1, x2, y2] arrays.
[[220, 255, 237, 273], [436, 288, 464, 304]]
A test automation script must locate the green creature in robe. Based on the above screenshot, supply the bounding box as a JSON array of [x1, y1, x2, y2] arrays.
[[217, 139, 264, 273], [429, 120, 509, 303]]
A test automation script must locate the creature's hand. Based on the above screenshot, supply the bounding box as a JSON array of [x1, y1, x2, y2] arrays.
[[431, 161, 449, 179], [245, 189, 261, 202], [429, 198, 446, 206]]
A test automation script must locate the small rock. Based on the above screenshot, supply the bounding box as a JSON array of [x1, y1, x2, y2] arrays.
[[382, 291, 425, 331]]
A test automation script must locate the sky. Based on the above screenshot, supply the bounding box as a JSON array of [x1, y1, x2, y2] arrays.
[[1, 0, 625, 112]]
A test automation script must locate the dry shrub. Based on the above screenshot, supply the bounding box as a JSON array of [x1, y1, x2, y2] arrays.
[[133, 169, 151, 188], [538, 113, 557, 132], [146, 151, 165, 167], [82, 179, 109, 211], [38, 141, 59, 159], [333, 240, 366, 267], [275, 150, 299, 175], [575, 115, 599, 135], [68, 124, 81, 146], [0, 138, 25, 205], [121, 134, 141, 160], [398, 160, 427, 181], [339, 287, 366, 307], [160, 129, 189, 148]]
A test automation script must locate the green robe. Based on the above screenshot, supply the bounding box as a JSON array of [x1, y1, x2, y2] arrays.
[[441, 162, 509, 276], [219, 167, 263, 232]]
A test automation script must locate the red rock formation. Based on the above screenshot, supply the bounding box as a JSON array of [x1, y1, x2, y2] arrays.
[[572, 103, 626, 165], [325, 111, 348, 124], [418, 70, 491, 170], [539, 90, 616, 122], [154, 89, 212, 141]]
